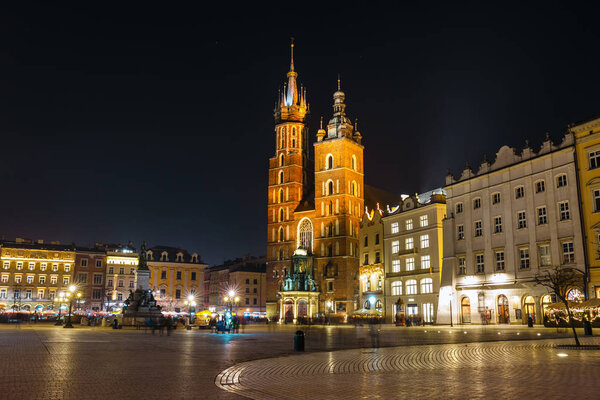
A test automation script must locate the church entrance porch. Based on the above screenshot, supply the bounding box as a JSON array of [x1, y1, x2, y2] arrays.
[[278, 292, 320, 324]]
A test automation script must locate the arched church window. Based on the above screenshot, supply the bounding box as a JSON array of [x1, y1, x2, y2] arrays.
[[351, 155, 357, 171], [328, 222, 333, 237], [279, 189, 284, 203], [292, 138, 296, 148], [297, 218, 313, 252], [279, 170, 284, 184], [279, 153, 284, 166], [279, 208, 284, 222], [328, 180, 334, 196], [351, 181, 356, 196], [327, 244, 333, 257], [279, 227, 284, 242], [329, 201, 333, 215], [326, 155, 334, 170]]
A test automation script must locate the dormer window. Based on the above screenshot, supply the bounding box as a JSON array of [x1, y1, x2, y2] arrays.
[[176, 253, 183, 262], [146, 251, 153, 261], [161, 252, 168, 262]]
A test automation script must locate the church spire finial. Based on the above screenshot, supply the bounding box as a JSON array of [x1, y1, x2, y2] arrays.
[[337, 73, 341, 91], [320, 116, 323, 130], [290, 37, 295, 72]]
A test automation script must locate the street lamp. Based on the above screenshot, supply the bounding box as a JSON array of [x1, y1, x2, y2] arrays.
[[184, 294, 197, 324], [64, 285, 82, 329], [54, 292, 66, 326]]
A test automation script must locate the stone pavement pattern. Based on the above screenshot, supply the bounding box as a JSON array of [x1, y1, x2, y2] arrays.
[[0, 323, 594, 399], [217, 337, 600, 400]]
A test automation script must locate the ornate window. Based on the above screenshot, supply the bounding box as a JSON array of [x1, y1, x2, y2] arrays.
[[351, 155, 357, 171], [279, 153, 284, 167], [278, 170, 284, 184], [327, 180, 334, 196], [326, 155, 334, 170], [297, 218, 313, 252]]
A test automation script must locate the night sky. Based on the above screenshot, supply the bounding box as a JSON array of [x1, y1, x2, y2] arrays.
[[2, 3, 599, 264]]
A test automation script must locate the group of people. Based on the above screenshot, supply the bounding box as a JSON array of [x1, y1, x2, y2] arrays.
[[208, 314, 242, 333]]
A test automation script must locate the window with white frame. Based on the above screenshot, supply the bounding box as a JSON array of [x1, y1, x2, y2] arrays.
[[391, 281, 402, 295], [52, 264, 58, 271], [535, 180, 545, 193], [392, 259, 400, 272], [457, 225, 464, 240], [64, 264, 70, 272], [405, 238, 414, 250], [39, 276, 45, 284], [81, 259, 88, 267], [473, 198, 481, 209], [420, 234, 429, 249], [515, 186, 524, 199], [456, 203, 463, 214], [15, 275, 22, 283], [420, 278, 433, 294], [40, 263, 46, 271], [492, 192, 501, 204], [406, 279, 417, 295], [423, 303, 434, 323], [391, 222, 399, 234], [406, 258, 415, 271], [96, 259, 102, 268], [406, 219, 413, 230], [458, 257, 466, 275], [28, 262, 35, 270], [1, 275, 8, 283], [420, 215, 428, 227], [558, 201, 570, 221], [517, 211, 527, 229], [392, 240, 400, 254], [562, 241, 574, 264], [27, 276, 34, 284], [3, 262, 8, 269], [421, 255, 431, 269], [519, 247, 530, 269], [16, 262, 22, 270], [50, 276, 57, 284], [37, 289, 44, 299], [495, 251, 505, 271], [494, 216, 502, 233], [476, 254, 484, 273], [537, 206, 547, 225], [63, 277, 69, 285], [593, 189, 600, 213], [474, 221, 482, 237], [589, 150, 600, 169], [539, 244, 551, 266], [556, 174, 568, 188]]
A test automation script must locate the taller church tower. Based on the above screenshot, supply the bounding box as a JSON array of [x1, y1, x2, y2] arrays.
[[266, 41, 310, 317]]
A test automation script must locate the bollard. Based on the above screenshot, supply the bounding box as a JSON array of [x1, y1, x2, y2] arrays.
[[584, 320, 593, 336], [294, 330, 305, 352]]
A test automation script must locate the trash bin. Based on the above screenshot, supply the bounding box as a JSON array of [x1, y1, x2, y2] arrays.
[[527, 316, 533, 328], [584, 320, 593, 336], [294, 330, 305, 352]]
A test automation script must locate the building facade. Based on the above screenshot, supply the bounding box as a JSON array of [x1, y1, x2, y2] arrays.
[[266, 43, 364, 320], [438, 133, 586, 325], [358, 207, 385, 317], [205, 256, 267, 315], [0, 239, 75, 313], [74, 247, 106, 311], [147, 246, 206, 312], [572, 116, 600, 299], [383, 193, 446, 324], [104, 244, 139, 310]]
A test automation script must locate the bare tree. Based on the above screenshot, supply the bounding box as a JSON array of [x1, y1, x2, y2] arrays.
[[535, 266, 584, 346]]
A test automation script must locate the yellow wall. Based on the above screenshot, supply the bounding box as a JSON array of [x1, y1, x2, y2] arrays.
[[573, 117, 600, 298]]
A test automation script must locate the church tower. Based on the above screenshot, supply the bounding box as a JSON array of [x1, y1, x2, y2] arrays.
[[266, 40, 310, 317], [313, 78, 364, 315]]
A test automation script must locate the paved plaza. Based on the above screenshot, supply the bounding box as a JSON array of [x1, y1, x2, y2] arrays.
[[0, 323, 597, 399]]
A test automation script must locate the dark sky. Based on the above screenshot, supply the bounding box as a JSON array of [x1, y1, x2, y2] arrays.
[[2, 2, 599, 264]]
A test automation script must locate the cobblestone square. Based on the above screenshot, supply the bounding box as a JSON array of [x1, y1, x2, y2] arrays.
[[0, 323, 597, 399]]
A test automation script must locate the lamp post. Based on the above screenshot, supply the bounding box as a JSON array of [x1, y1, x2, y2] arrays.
[[184, 294, 197, 325], [54, 292, 65, 326], [64, 285, 82, 329]]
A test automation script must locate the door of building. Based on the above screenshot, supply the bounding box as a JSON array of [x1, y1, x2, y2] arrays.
[[461, 297, 471, 323], [497, 295, 509, 324], [523, 296, 536, 324]]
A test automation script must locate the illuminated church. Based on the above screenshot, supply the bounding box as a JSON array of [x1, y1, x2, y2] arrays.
[[266, 42, 366, 321]]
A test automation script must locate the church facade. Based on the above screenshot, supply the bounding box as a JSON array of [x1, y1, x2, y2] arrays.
[[266, 43, 364, 321]]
